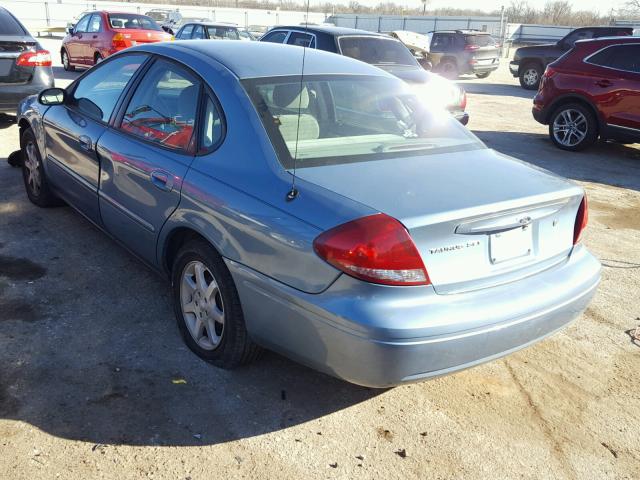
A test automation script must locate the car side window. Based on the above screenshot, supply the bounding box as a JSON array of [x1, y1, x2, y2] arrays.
[[74, 14, 91, 33], [201, 96, 224, 150], [192, 25, 205, 40], [71, 54, 148, 122], [590, 45, 640, 73], [178, 24, 194, 39], [563, 29, 594, 48], [432, 34, 451, 50], [87, 14, 102, 33], [120, 59, 200, 152], [287, 32, 314, 48], [262, 30, 288, 43]]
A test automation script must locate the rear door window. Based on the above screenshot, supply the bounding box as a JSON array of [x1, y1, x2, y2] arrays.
[[120, 59, 201, 152], [0, 8, 26, 35], [589, 44, 640, 73], [261, 30, 288, 43], [74, 14, 91, 33], [87, 14, 102, 33], [71, 54, 148, 122], [287, 31, 315, 48]]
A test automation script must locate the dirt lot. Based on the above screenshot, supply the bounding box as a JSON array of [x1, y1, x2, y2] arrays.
[[1, 40, 639, 480]]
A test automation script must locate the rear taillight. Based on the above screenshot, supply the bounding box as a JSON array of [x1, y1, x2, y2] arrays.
[[573, 195, 588, 245], [543, 65, 558, 78], [313, 214, 430, 286], [16, 50, 52, 67], [112, 33, 128, 48], [464, 44, 479, 51], [460, 90, 467, 110]]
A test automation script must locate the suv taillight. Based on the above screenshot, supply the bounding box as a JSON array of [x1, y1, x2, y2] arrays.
[[464, 44, 480, 51], [543, 65, 558, 78], [16, 50, 52, 67], [313, 214, 430, 286], [573, 195, 588, 245]]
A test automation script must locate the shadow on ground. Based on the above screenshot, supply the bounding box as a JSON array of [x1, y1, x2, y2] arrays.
[[52, 66, 83, 82], [0, 160, 380, 447], [458, 80, 536, 100], [475, 130, 640, 192]]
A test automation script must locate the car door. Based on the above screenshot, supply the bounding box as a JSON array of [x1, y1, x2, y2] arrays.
[[587, 43, 640, 132], [67, 13, 90, 64], [43, 53, 149, 223], [96, 57, 201, 264], [85, 13, 103, 63]]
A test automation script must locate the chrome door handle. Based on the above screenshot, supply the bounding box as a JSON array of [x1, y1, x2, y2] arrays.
[[78, 135, 92, 151], [150, 170, 174, 192]]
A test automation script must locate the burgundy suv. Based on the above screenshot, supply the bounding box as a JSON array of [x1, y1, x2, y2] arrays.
[[532, 36, 640, 151]]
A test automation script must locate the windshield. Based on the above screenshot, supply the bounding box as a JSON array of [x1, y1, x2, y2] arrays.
[[108, 14, 162, 31], [243, 75, 483, 169], [339, 37, 418, 67]]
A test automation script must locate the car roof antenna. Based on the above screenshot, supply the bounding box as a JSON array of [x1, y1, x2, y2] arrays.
[[286, 0, 310, 202]]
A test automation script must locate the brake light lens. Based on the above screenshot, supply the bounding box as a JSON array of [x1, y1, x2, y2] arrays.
[[464, 44, 480, 51], [16, 50, 52, 67], [112, 33, 128, 48], [573, 195, 588, 245], [313, 214, 430, 286], [543, 65, 558, 78]]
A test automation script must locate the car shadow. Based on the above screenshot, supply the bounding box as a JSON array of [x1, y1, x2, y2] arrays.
[[0, 114, 16, 129], [458, 81, 536, 100], [52, 66, 83, 82], [0, 159, 381, 447], [474, 130, 640, 192]]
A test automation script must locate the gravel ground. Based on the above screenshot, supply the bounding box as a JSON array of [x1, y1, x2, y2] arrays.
[[0, 40, 639, 480]]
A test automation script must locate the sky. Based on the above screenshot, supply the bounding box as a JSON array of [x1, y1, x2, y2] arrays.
[[338, 0, 629, 16]]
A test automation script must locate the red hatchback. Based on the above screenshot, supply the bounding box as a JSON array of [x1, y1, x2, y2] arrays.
[[533, 36, 640, 151], [61, 11, 172, 70]]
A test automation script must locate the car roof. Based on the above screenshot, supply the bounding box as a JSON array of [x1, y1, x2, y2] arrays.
[[180, 21, 239, 28], [136, 40, 394, 79], [573, 25, 632, 30], [268, 24, 385, 37], [430, 29, 491, 35], [576, 35, 640, 45]]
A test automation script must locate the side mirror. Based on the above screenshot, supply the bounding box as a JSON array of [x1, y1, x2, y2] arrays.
[[67, 26, 74, 35], [38, 88, 66, 106]]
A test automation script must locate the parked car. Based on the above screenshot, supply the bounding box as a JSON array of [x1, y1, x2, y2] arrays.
[[145, 8, 182, 34], [260, 25, 468, 124], [16, 41, 600, 387], [175, 22, 242, 41], [61, 11, 172, 70], [0, 6, 54, 115], [510, 26, 633, 90], [428, 29, 500, 79], [533, 36, 640, 151]]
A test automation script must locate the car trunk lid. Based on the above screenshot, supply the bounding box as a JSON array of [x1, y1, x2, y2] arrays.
[[465, 34, 499, 65], [297, 149, 583, 294], [0, 35, 37, 84], [113, 29, 171, 47]]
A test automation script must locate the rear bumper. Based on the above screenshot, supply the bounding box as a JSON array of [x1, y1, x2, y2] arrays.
[[228, 246, 601, 387], [451, 109, 469, 125], [469, 60, 500, 74], [0, 67, 54, 114]]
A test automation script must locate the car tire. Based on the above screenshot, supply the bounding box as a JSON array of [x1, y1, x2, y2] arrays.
[[20, 128, 64, 207], [519, 62, 541, 90], [61, 49, 75, 71], [475, 72, 491, 79], [171, 238, 263, 369], [438, 59, 458, 79], [548, 103, 598, 152]]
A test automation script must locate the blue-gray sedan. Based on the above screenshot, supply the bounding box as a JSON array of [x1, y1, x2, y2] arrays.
[[16, 41, 600, 387]]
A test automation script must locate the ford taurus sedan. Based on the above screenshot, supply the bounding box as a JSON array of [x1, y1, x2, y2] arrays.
[[16, 41, 600, 387]]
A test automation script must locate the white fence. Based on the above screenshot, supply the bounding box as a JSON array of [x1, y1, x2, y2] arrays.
[[0, 0, 327, 30]]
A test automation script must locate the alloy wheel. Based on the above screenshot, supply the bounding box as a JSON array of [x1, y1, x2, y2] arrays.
[[523, 68, 539, 87], [62, 51, 69, 69], [552, 109, 588, 147], [24, 141, 41, 196], [180, 260, 225, 350]]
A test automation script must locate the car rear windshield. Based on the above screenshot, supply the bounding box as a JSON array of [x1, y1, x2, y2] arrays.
[[338, 37, 418, 67], [243, 75, 483, 169], [465, 34, 496, 47], [0, 8, 26, 35], [108, 14, 161, 31]]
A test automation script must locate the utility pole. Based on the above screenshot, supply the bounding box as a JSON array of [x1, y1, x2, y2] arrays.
[[422, 0, 427, 15]]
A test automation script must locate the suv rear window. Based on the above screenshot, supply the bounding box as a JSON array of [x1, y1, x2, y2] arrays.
[[339, 37, 417, 67], [465, 35, 496, 47], [0, 9, 26, 35]]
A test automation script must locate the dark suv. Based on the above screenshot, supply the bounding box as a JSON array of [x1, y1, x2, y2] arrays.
[[510, 26, 633, 90], [533, 36, 640, 151], [429, 30, 500, 79]]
